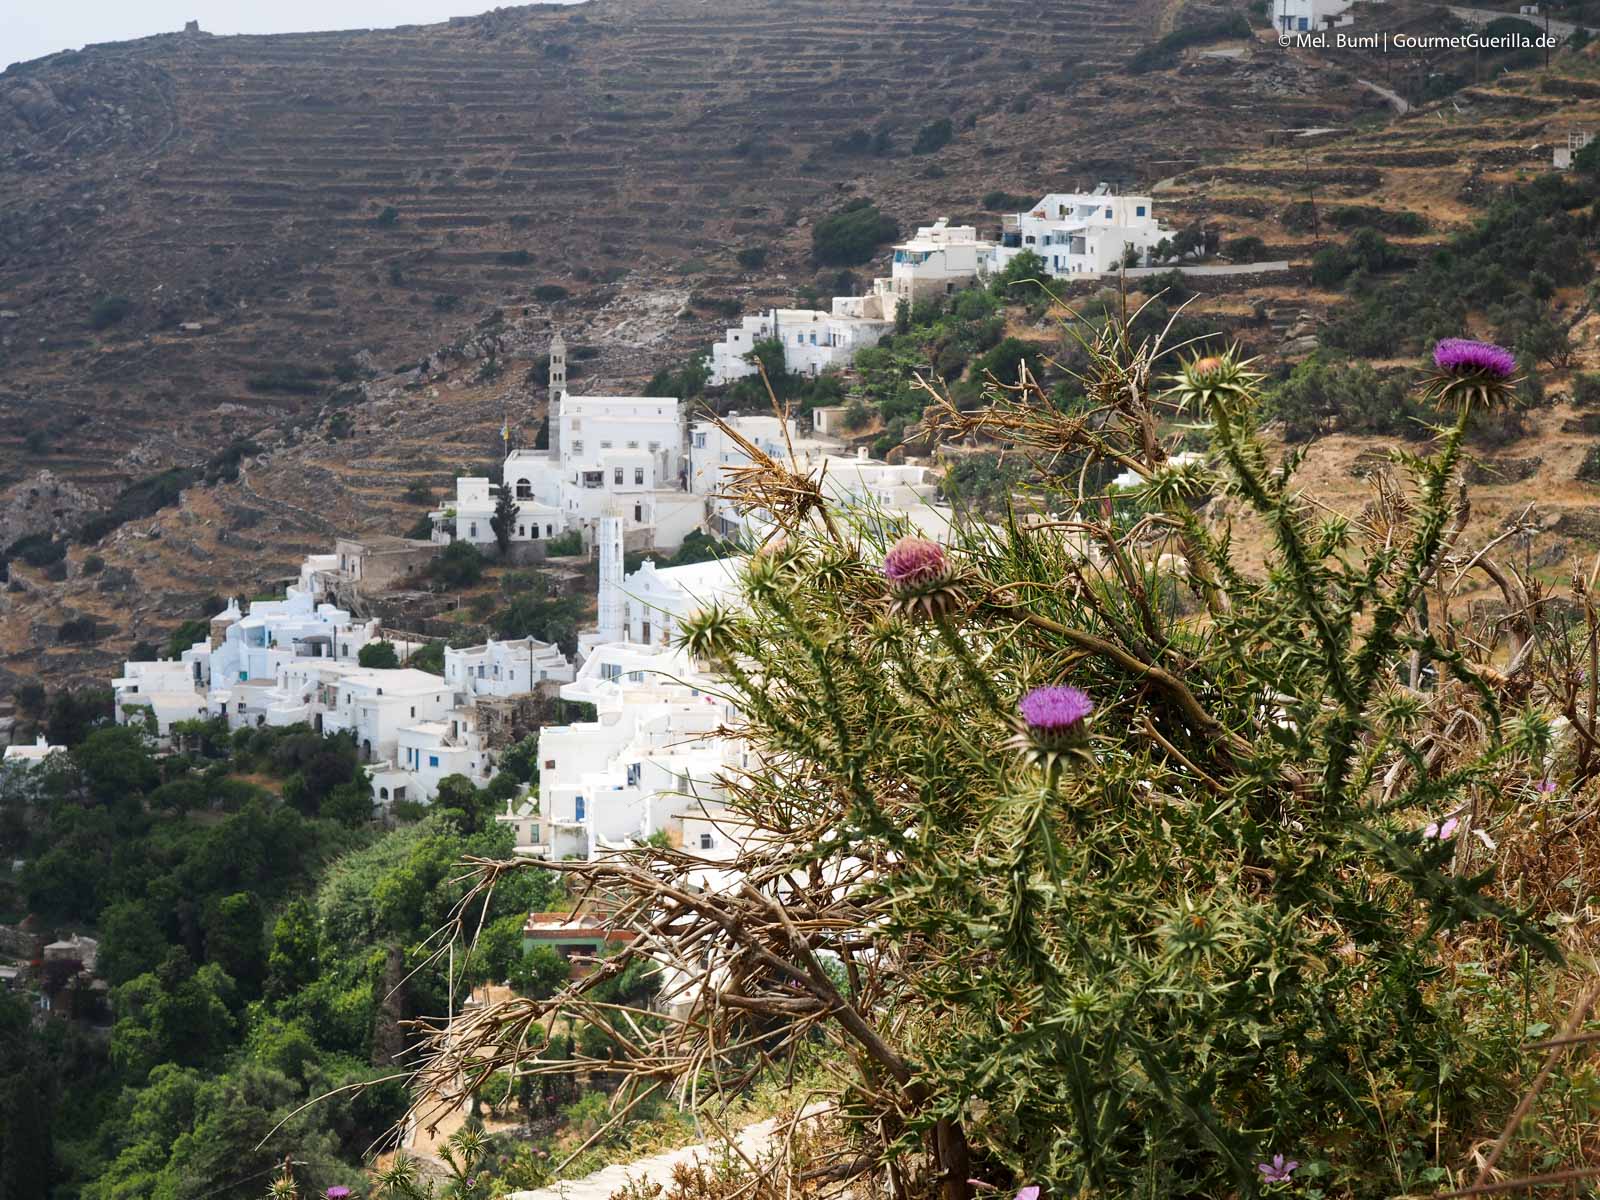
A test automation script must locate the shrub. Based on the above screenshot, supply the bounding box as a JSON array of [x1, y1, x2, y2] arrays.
[[735, 246, 769, 270], [374, 206, 400, 226], [1572, 373, 1600, 406], [56, 616, 98, 644], [1223, 235, 1265, 262], [982, 191, 1031, 212], [403, 480, 434, 505], [533, 284, 570, 303], [812, 200, 899, 267], [357, 640, 399, 669], [497, 249, 531, 266], [544, 529, 583, 556], [89, 295, 132, 330], [81, 554, 104, 576], [428, 540, 484, 589], [911, 118, 954, 155], [8, 534, 65, 567]]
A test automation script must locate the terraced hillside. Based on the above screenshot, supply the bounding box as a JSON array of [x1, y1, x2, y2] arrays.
[[0, 0, 1365, 501], [12, 0, 1524, 694]]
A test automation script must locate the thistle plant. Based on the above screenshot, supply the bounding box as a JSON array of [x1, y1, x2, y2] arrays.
[[412, 321, 1586, 1200]]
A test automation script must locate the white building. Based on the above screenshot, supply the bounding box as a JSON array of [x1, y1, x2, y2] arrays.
[[617, 557, 748, 649], [987, 187, 1172, 278], [1269, 0, 1356, 32], [704, 306, 892, 387], [2, 735, 64, 767], [527, 643, 746, 860], [885, 218, 994, 306], [441, 387, 699, 554], [113, 661, 211, 739], [444, 637, 575, 699], [1556, 131, 1593, 170]]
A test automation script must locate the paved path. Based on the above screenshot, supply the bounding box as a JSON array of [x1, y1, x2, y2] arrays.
[[1357, 78, 1411, 115], [505, 1111, 821, 1200], [1446, 5, 1581, 41]]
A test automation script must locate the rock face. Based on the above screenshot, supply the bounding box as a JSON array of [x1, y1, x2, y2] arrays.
[[0, 471, 98, 549]]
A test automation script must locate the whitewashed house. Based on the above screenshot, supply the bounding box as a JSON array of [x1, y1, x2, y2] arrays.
[[113, 661, 211, 739], [441, 382, 699, 554], [886, 219, 994, 305], [705, 306, 892, 386], [619, 557, 747, 649], [1269, 0, 1356, 32], [2, 736, 65, 767], [444, 637, 575, 698], [987, 187, 1171, 278], [529, 643, 745, 860]]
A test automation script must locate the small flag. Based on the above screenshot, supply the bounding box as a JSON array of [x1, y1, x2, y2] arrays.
[[501, 418, 510, 444]]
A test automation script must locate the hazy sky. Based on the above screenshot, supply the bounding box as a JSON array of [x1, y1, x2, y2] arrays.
[[3, 2, 560, 71]]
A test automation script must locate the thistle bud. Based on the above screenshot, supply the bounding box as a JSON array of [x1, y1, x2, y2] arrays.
[[882, 536, 965, 620]]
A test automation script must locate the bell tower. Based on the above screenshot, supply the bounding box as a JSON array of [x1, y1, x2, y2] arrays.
[[547, 331, 566, 459]]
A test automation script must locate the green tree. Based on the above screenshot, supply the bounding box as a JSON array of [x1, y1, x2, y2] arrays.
[[358, 640, 400, 669], [111, 952, 238, 1076], [509, 944, 571, 1001], [490, 484, 518, 555], [428, 541, 484, 589], [266, 897, 320, 1000], [203, 892, 267, 995], [811, 199, 899, 267]]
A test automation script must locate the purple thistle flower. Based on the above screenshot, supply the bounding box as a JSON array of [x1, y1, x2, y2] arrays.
[[882, 536, 949, 585], [325, 1189, 352, 1200], [1433, 338, 1516, 380], [1538, 777, 1557, 794], [1015, 1188, 1040, 1200], [1257, 1154, 1299, 1183], [1020, 686, 1094, 732], [1423, 817, 1460, 841]]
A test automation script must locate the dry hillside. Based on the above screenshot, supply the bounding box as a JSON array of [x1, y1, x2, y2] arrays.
[[4, 0, 1595, 691]]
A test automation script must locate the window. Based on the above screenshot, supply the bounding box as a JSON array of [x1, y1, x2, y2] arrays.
[[600, 440, 612, 450], [602, 662, 621, 681], [1136, 205, 1146, 217], [546, 524, 554, 537], [572, 440, 583, 454], [693, 433, 707, 449], [700, 833, 714, 850], [627, 440, 639, 449], [469, 522, 478, 538], [1298, 15, 1308, 27], [614, 467, 624, 485], [634, 503, 643, 522], [518, 525, 525, 537], [410, 706, 416, 718], [648, 441, 660, 452], [575, 796, 586, 821], [545, 759, 555, 770], [634, 468, 644, 485], [429, 755, 439, 768], [627, 763, 641, 786]]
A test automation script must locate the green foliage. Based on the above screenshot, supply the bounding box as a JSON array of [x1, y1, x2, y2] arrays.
[[403, 479, 434, 504], [509, 944, 571, 1000], [428, 540, 485, 589], [735, 246, 769, 269], [533, 284, 570, 302], [375, 206, 400, 226], [911, 117, 954, 155], [1263, 355, 1427, 442], [357, 640, 400, 669], [409, 640, 446, 675], [1223, 234, 1265, 262], [1127, 10, 1251, 72], [545, 528, 583, 556], [812, 199, 899, 267], [77, 468, 198, 543], [1325, 172, 1596, 357], [981, 191, 1031, 213], [90, 294, 132, 330], [1309, 226, 1401, 288], [493, 571, 583, 656]]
